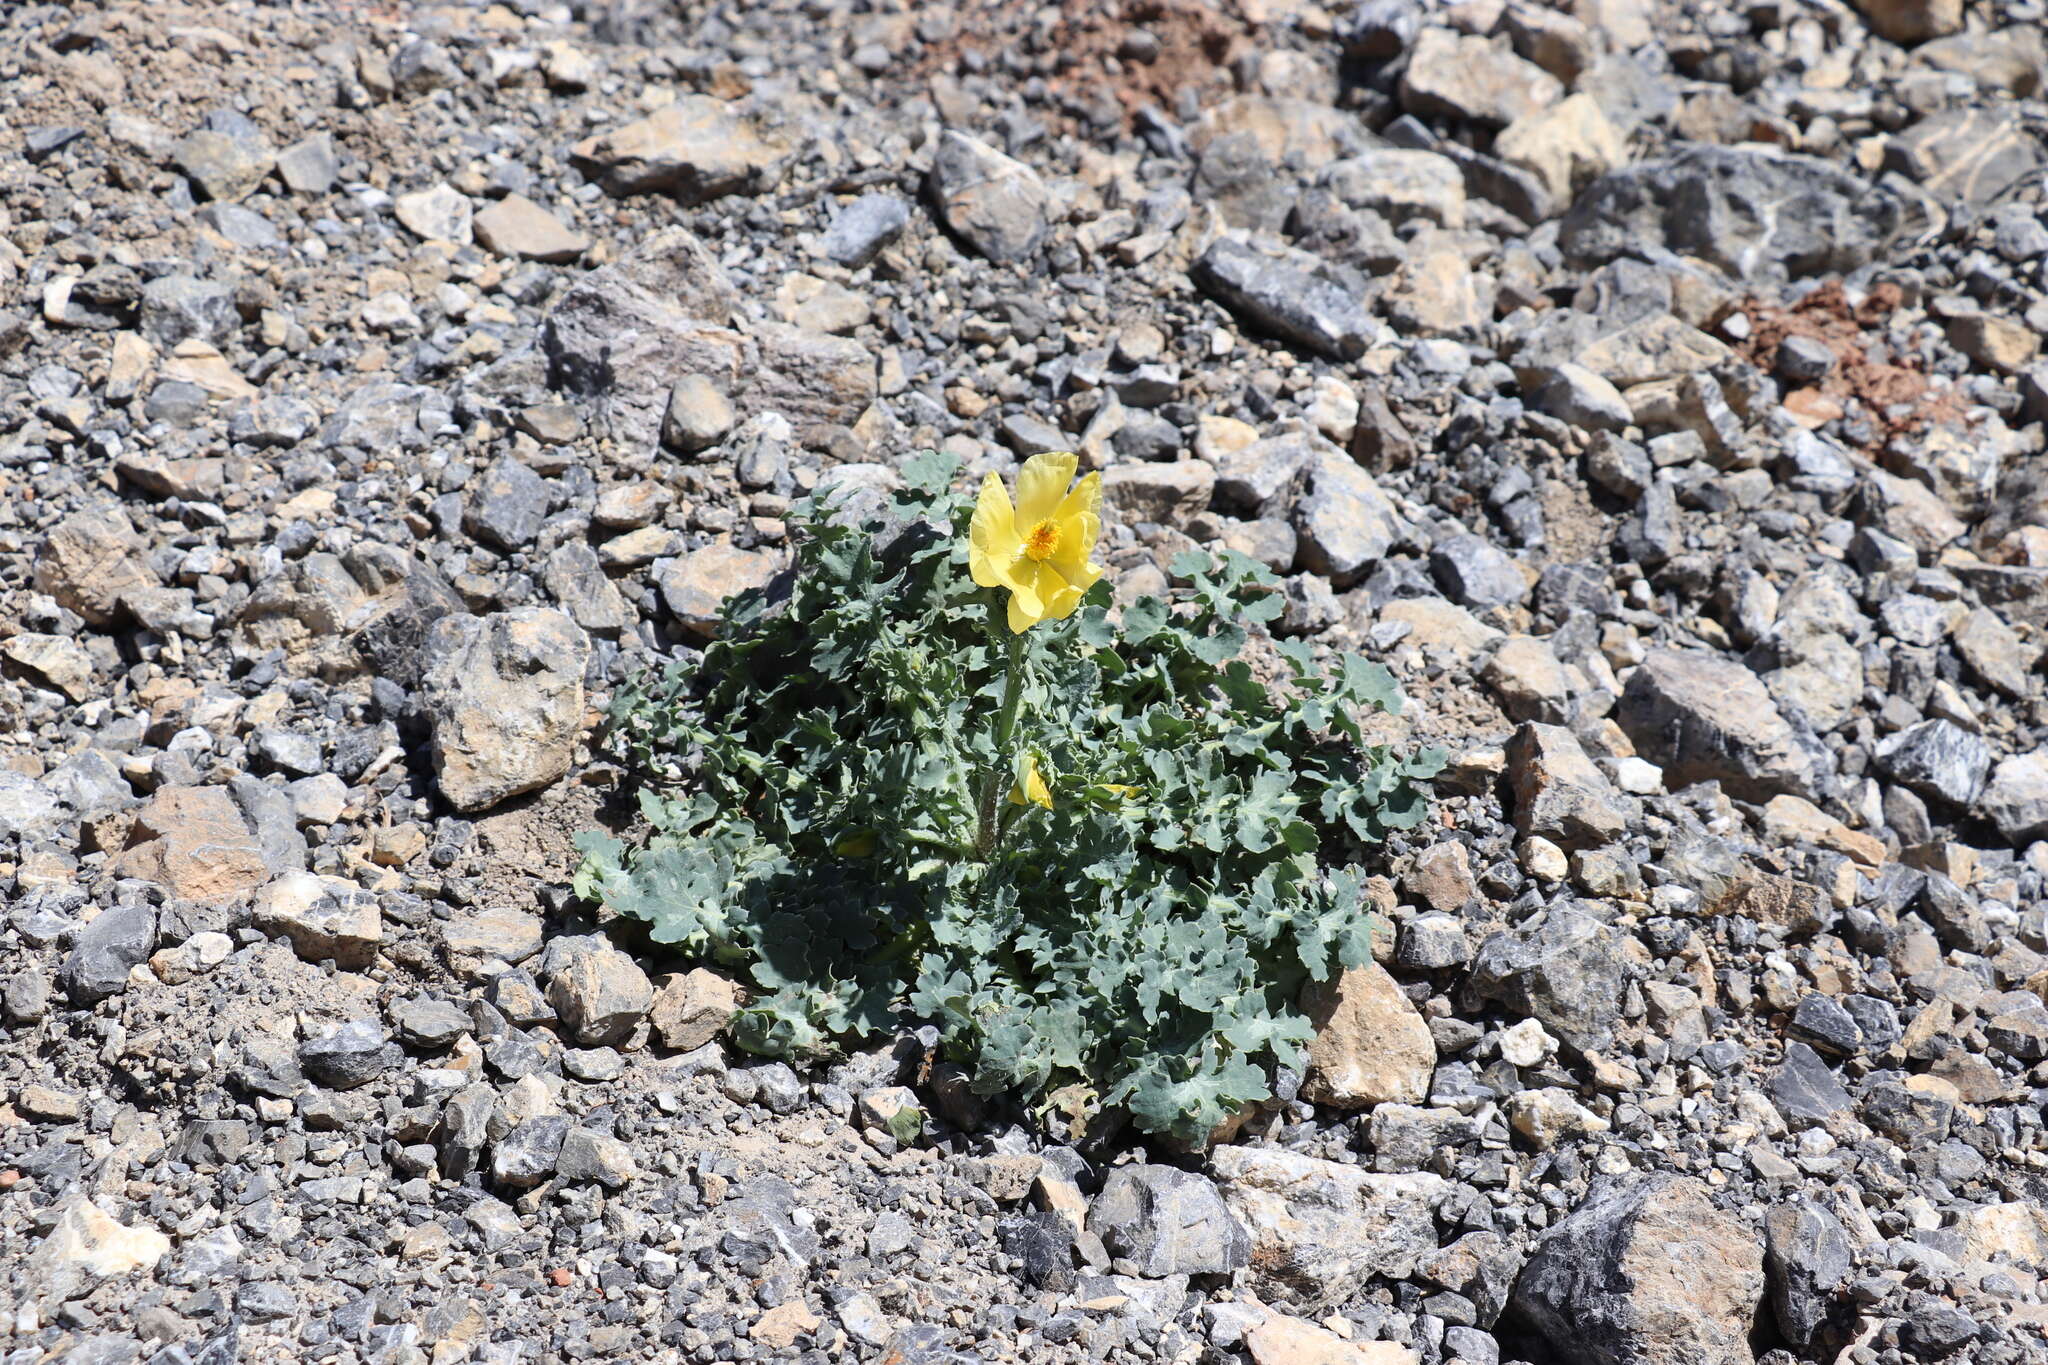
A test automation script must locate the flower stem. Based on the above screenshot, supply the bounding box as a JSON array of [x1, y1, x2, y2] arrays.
[[975, 632, 1027, 858]]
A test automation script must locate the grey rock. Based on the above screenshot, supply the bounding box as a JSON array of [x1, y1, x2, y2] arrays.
[[1560, 146, 1902, 284], [1430, 534, 1526, 608], [542, 541, 632, 636], [1764, 1200, 1853, 1349], [1768, 1042, 1853, 1126], [299, 1020, 400, 1089], [557, 1127, 639, 1187], [1087, 1166, 1249, 1277], [420, 608, 589, 812], [228, 394, 317, 447], [319, 381, 435, 450], [1777, 334, 1835, 384], [275, 134, 339, 195], [541, 934, 654, 1046], [63, 901, 157, 1004], [1293, 452, 1409, 587], [393, 996, 472, 1050], [1513, 1174, 1765, 1365], [661, 373, 734, 453], [820, 194, 910, 268], [1617, 649, 1828, 802], [462, 457, 551, 552], [139, 277, 239, 350], [997, 1212, 1076, 1290], [1191, 235, 1373, 361], [392, 39, 464, 95], [173, 111, 276, 202], [1470, 906, 1640, 1053], [197, 203, 281, 249], [1982, 753, 2048, 844], [492, 1115, 571, 1187], [926, 130, 1049, 263], [1873, 719, 1990, 808]]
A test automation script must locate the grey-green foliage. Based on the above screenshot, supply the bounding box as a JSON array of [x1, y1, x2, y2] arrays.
[[575, 452, 1443, 1141]]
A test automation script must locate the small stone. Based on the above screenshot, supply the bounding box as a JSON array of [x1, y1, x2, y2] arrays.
[[650, 968, 738, 1051], [662, 374, 735, 453], [1087, 1166, 1250, 1277], [1852, 0, 1962, 44], [1301, 962, 1436, 1108], [570, 96, 786, 202], [1471, 906, 1641, 1053], [473, 194, 588, 263], [1192, 236, 1374, 362], [1874, 719, 1991, 808], [557, 1127, 640, 1188], [1401, 27, 1563, 127], [926, 130, 1050, 263], [543, 934, 654, 1046], [491, 1115, 572, 1187], [1211, 1145, 1445, 1289], [299, 1020, 399, 1090], [1507, 1087, 1610, 1147], [1507, 723, 1628, 849], [443, 906, 545, 966], [463, 457, 551, 551], [1101, 460, 1216, 528], [655, 542, 783, 638], [22, 1195, 172, 1313], [393, 996, 472, 1050], [421, 608, 589, 813], [391, 184, 471, 245], [275, 134, 339, 195], [252, 871, 382, 969], [820, 194, 911, 268]]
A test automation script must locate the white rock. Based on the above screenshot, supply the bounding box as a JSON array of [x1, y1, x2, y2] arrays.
[[1499, 1018, 1559, 1069]]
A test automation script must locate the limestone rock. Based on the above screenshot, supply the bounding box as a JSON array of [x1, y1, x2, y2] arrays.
[[420, 608, 590, 813], [21, 1195, 172, 1319], [1301, 962, 1436, 1108], [253, 870, 382, 969], [650, 968, 738, 1051], [1401, 28, 1562, 127], [655, 542, 784, 638], [570, 96, 786, 201], [1513, 1174, 1765, 1365], [33, 505, 158, 626], [1506, 723, 1628, 849], [1616, 649, 1828, 802], [926, 130, 1050, 263], [543, 935, 654, 1047], [1210, 1145, 1446, 1292], [111, 786, 268, 902], [473, 194, 588, 262]]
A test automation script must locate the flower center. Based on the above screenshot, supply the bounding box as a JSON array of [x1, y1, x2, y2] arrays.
[[1022, 518, 1060, 562]]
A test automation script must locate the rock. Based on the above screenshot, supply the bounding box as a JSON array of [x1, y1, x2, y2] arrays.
[[1300, 962, 1435, 1108], [1471, 906, 1642, 1053], [275, 133, 338, 194], [1481, 637, 1572, 724], [543, 934, 654, 1046], [1101, 460, 1215, 528], [926, 130, 1050, 263], [139, 275, 239, 351], [1321, 150, 1466, 228], [1983, 753, 2048, 845], [421, 608, 590, 813], [1513, 1175, 1764, 1365], [1947, 311, 2040, 374], [1764, 1200, 1853, 1349], [21, 1194, 172, 1316], [393, 183, 473, 245], [112, 786, 268, 902], [1245, 1313, 1420, 1365], [393, 996, 472, 1050], [649, 968, 738, 1051], [33, 505, 157, 627], [1192, 236, 1374, 362], [820, 193, 910, 268], [1768, 1042, 1853, 1126], [1506, 723, 1628, 850], [1561, 146, 1901, 284], [463, 456, 552, 552], [492, 1114, 572, 1187], [252, 871, 382, 969], [663, 373, 735, 453], [1885, 108, 2043, 209], [1406, 842, 1477, 913], [1953, 608, 2033, 698], [1210, 1145, 1444, 1292], [1400, 28, 1562, 127], [1874, 719, 1990, 808], [1853, 0, 1962, 45], [1507, 1087, 1610, 1147], [1533, 364, 1633, 432], [173, 115, 275, 202], [1430, 534, 1526, 609], [1494, 94, 1624, 206], [63, 902, 156, 1005], [473, 194, 588, 262], [3, 633, 94, 702], [1293, 453, 1408, 587], [1616, 649, 1827, 802], [655, 542, 783, 637], [557, 1127, 640, 1188], [299, 1020, 400, 1089], [1086, 1165, 1249, 1277], [570, 96, 785, 201]]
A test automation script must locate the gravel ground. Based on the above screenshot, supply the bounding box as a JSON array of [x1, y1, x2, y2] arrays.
[[5, 1, 2048, 1363]]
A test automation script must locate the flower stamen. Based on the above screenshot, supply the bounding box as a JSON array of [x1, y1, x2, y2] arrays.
[[1022, 518, 1060, 561]]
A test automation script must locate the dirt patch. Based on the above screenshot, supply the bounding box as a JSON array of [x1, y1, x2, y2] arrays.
[[1735, 280, 1974, 451], [919, 0, 1253, 133]]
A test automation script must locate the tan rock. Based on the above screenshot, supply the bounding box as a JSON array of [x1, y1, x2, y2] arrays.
[[253, 871, 382, 968], [1948, 312, 2039, 374], [443, 906, 545, 966], [1301, 962, 1435, 1108], [569, 96, 786, 201], [106, 331, 155, 403], [1405, 842, 1476, 913], [1246, 1314, 1419, 1365], [1507, 722, 1628, 849], [21, 1194, 172, 1318], [1379, 598, 1502, 666], [656, 542, 784, 638], [112, 786, 268, 902], [1495, 94, 1625, 206], [33, 505, 158, 626], [421, 608, 590, 813], [650, 968, 738, 1051], [2, 633, 95, 702], [1401, 27, 1562, 127], [750, 1302, 821, 1350], [1482, 635, 1572, 724], [473, 194, 589, 263], [1210, 1144, 1446, 1289], [1760, 795, 1887, 869]]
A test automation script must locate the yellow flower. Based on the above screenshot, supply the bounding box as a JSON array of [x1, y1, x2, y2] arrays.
[[970, 451, 1105, 633], [1007, 754, 1053, 810]]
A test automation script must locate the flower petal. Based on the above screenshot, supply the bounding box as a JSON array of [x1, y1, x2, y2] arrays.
[[969, 473, 1016, 589], [1013, 451, 1077, 526], [1006, 591, 1042, 634]]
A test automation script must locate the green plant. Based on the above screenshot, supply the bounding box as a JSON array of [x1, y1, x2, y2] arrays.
[[574, 452, 1443, 1142]]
